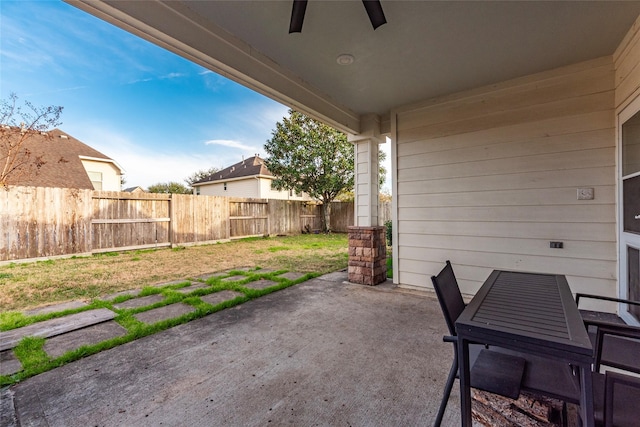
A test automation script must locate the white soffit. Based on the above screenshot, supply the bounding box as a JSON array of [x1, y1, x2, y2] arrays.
[[68, 1, 640, 134]]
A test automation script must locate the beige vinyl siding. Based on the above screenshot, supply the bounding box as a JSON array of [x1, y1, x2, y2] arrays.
[[260, 178, 311, 200], [198, 177, 313, 200], [198, 178, 259, 198], [356, 142, 376, 225], [393, 57, 616, 297], [615, 14, 640, 109]]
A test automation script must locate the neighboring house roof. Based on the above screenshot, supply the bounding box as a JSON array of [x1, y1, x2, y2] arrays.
[[192, 155, 272, 185], [0, 126, 122, 189], [123, 186, 145, 193]]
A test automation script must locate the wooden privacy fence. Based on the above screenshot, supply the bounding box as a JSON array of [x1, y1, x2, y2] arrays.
[[0, 186, 391, 262]]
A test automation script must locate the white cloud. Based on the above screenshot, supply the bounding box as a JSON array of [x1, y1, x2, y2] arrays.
[[68, 124, 231, 189], [127, 78, 154, 85], [160, 72, 186, 79], [204, 139, 258, 152]]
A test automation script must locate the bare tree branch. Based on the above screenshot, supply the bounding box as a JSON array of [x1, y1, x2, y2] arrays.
[[0, 93, 63, 188]]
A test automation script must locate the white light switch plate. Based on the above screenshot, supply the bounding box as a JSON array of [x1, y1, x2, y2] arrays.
[[577, 188, 594, 200]]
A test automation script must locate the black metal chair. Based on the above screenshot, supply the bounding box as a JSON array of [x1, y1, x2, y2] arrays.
[[602, 372, 640, 427], [431, 261, 581, 427], [590, 323, 640, 427], [576, 293, 640, 374], [576, 293, 640, 326]]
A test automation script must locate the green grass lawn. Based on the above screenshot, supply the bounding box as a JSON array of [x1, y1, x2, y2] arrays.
[[0, 233, 349, 312]]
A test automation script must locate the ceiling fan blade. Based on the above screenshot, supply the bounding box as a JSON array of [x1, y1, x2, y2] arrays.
[[362, 0, 386, 30], [289, 0, 308, 33]]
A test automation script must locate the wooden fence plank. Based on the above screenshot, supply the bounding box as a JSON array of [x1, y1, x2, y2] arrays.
[[0, 187, 92, 260], [1, 187, 390, 261]]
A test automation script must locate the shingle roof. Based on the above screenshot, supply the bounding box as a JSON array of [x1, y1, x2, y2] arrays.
[[193, 155, 272, 185], [0, 127, 117, 189], [123, 186, 145, 193]]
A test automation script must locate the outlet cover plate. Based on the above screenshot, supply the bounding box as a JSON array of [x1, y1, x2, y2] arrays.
[[577, 188, 594, 200]]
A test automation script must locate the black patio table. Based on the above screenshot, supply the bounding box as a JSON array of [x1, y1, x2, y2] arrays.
[[455, 270, 594, 427]]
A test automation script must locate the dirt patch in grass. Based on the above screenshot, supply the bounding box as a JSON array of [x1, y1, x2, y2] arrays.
[[0, 234, 348, 312]]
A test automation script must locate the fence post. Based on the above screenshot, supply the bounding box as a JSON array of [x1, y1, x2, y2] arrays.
[[267, 199, 271, 236], [168, 194, 173, 248]]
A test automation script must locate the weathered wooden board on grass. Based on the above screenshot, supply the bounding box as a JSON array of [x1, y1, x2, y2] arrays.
[[0, 308, 116, 351]]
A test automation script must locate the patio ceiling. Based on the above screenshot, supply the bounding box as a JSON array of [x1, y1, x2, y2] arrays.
[[68, 1, 640, 134]]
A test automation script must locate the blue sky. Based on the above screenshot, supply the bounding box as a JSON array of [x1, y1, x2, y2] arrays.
[[1, 0, 390, 191]]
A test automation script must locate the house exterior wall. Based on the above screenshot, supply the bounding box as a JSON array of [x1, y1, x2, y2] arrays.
[[80, 159, 121, 191], [197, 177, 312, 200], [197, 178, 260, 198], [393, 56, 617, 298], [259, 179, 311, 200], [614, 15, 640, 111]]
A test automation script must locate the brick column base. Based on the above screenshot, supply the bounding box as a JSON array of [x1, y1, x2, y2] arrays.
[[348, 226, 387, 285]]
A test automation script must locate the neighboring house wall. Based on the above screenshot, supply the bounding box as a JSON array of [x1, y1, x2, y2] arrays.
[[197, 177, 260, 198], [80, 158, 121, 191], [193, 155, 313, 201], [198, 176, 311, 200], [393, 56, 616, 298], [260, 179, 310, 201]]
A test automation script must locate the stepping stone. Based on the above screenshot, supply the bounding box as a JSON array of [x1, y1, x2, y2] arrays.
[[175, 283, 210, 294], [100, 289, 140, 301], [24, 301, 88, 316], [244, 279, 278, 290], [221, 275, 246, 282], [134, 303, 196, 325], [196, 272, 227, 281], [151, 279, 190, 288], [44, 321, 128, 359], [225, 267, 252, 272], [277, 272, 305, 281], [113, 294, 165, 310], [0, 308, 116, 351], [0, 350, 22, 376], [201, 291, 244, 306]]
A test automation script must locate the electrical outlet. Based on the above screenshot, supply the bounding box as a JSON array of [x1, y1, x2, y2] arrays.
[[550, 241, 563, 249], [577, 188, 594, 200]]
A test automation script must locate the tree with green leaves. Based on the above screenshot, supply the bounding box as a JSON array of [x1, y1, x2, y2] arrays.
[[0, 93, 63, 188], [185, 167, 220, 189], [147, 181, 191, 194], [265, 109, 377, 232]]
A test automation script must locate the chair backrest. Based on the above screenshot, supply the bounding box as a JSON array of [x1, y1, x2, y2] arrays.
[[431, 260, 466, 336], [604, 371, 640, 427], [594, 323, 640, 374]]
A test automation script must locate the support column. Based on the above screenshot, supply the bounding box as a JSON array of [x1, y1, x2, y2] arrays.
[[353, 138, 380, 227], [347, 114, 386, 285], [348, 225, 387, 285]]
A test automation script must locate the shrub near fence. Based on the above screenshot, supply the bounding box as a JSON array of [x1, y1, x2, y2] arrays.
[[1, 186, 391, 262]]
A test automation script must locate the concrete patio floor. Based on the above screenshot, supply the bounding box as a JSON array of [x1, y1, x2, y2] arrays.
[[1, 270, 461, 426]]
